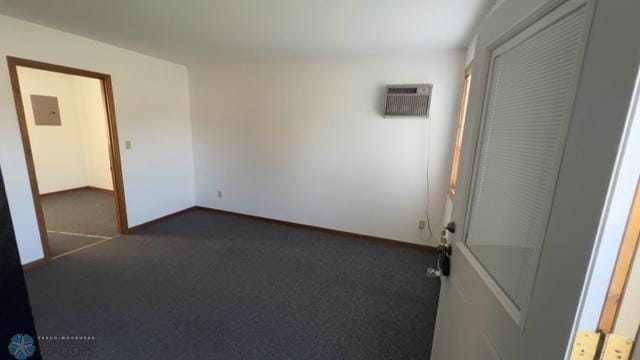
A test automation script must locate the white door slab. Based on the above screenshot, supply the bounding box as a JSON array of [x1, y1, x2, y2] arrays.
[[430, 0, 640, 359]]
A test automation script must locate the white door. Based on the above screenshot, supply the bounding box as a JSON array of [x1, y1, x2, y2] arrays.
[[430, 0, 640, 359]]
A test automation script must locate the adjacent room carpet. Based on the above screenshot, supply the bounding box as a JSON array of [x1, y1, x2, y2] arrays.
[[41, 188, 117, 256], [24, 209, 440, 359]]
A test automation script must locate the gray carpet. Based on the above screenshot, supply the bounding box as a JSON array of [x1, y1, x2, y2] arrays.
[[25, 210, 440, 359], [41, 188, 117, 256], [41, 188, 117, 237], [46, 233, 108, 257]]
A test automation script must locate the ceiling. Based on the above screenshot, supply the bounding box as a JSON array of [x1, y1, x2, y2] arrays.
[[0, 0, 492, 66]]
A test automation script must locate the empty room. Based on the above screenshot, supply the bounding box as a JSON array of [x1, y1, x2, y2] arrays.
[[1, 0, 639, 359]]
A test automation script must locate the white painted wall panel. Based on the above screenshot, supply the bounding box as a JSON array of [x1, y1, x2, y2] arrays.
[[17, 67, 89, 194], [75, 76, 113, 191], [189, 52, 464, 245]]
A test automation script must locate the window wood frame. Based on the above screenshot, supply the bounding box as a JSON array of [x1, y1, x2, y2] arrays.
[[448, 63, 473, 199]]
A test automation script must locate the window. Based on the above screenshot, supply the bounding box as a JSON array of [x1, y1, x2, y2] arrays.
[[448, 64, 472, 198]]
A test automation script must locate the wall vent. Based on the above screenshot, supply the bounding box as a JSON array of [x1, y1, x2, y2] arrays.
[[384, 84, 432, 118]]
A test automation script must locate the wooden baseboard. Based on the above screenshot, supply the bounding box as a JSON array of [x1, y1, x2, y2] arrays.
[[125, 207, 197, 234], [41, 186, 114, 197], [87, 186, 114, 194], [40, 186, 88, 197], [22, 256, 49, 270], [21, 206, 434, 271], [194, 206, 436, 252]]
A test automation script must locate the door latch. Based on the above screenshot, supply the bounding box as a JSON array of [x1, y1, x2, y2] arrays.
[[445, 221, 456, 234], [426, 244, 452, 278]]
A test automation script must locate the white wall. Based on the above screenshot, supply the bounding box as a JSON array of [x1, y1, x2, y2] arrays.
[[464, 36, 477, 68], [189, 52, 464, 245], [0, 15, 195, 264], [17, 67, 90, 194], [17, 67, 113, 194], [615, 242, 640, 339], [75, 76, 113, 191]]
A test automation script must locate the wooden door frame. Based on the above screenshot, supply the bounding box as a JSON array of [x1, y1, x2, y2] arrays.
[[598, 179, 640, 333], [448, 63, 473, 199], [6, 56, 128, 264]]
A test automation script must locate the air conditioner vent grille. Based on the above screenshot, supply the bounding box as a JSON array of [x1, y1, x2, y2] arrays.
[[384, 84, 432, 118], [388, 87, 418, 94]]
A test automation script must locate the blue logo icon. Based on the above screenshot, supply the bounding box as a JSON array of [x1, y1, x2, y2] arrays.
[[8, 334, 36, 359]]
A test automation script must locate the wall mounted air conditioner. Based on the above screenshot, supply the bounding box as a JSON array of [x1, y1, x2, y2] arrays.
[[384, 84, 432, 118]]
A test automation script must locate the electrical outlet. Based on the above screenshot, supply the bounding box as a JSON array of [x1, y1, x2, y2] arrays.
[[419, 220, 426, 230], [217, 191, 222, 198], [125, 140, 132, 150]]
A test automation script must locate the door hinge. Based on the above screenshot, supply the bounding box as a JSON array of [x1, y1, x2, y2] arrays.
[[601, 334, 633, 360], [570, 330, 634, 360], [571, 330, 600, 360]]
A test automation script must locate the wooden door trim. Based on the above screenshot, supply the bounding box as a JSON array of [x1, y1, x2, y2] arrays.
[[6, 56, 129, 266], [598, 179, 640, 333], [448, 63, 473, 199]]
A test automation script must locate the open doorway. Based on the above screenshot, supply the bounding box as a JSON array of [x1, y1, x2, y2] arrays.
[[7, 57, 127, 264]]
